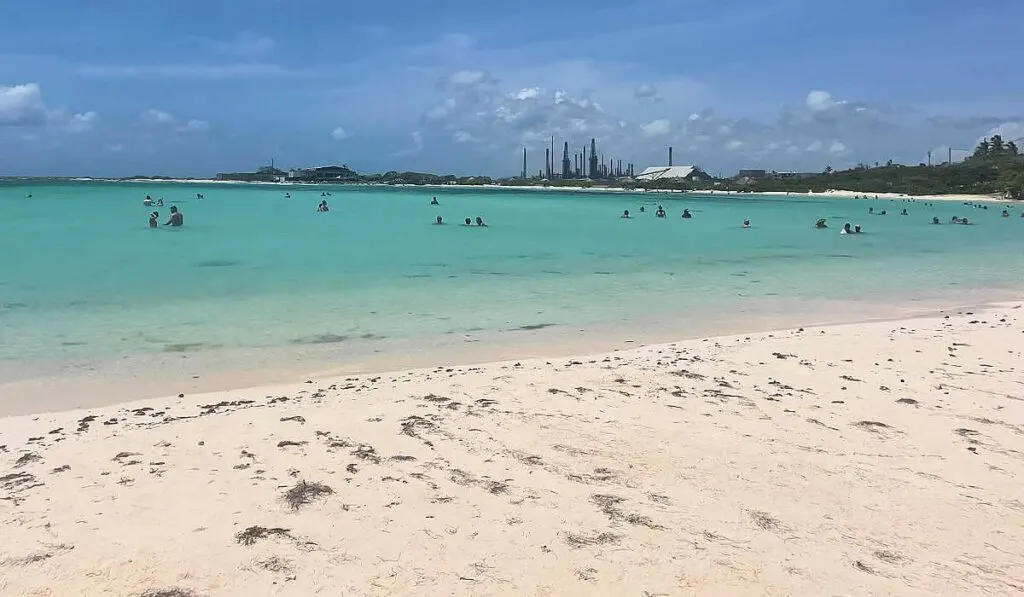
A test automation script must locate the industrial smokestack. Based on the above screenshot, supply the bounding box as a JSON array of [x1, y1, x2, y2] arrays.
[[522, 147, 527, 179], [669, 146, 673, 167]]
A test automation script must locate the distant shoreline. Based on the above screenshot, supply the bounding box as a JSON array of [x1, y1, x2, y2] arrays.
[[5, 176, 1012, 203]]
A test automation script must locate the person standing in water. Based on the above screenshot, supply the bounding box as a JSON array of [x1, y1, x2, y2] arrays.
[[431, 197, 439, 205], [149, 211, 159, 228], [621, 210, 631, 219], [742, 219, 751, 228], [681, 209, 692, 219], [165, 206, 183, 227], [434, 215, 444, 225]]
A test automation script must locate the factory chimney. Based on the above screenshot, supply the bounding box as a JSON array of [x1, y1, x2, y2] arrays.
[[669, 146, 673, 167]]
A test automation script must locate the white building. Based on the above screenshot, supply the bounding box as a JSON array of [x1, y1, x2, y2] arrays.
[[635, 165, 711, 182]]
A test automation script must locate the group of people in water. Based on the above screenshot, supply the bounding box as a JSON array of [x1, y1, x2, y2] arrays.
[[148, 206, 183, 228], [143, 194, 184, 227], [427, 197, 489, 227]]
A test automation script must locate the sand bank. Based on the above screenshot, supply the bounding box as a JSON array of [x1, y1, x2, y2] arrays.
[[2, 304, 1023, 596]]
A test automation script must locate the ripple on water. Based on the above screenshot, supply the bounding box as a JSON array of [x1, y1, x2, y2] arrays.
[[194, 259, 242, 268]]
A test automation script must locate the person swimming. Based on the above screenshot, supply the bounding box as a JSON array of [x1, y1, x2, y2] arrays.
[[878, 210, 887, 215], [1002, 210, 1010, 218], [143, 197, 154, 206], [868, 207, 874, 214], [165, 206, 183, 227], [434, 215, 444, 225], [156, 198, 164, 207], [622, 210, 631, 219], [639, 206, 645, 213], [431, 197, 439, 205], [952, 216, 962, 223], [900, 208, 908, 216], [960, 217, 972, 225], [656, 205, 667, 218], [815, 218, 828, 229], [932, 216, 940, 224], [475, 216, 487, 227], [284, 193, 291, 199], [854, 224, 862, 233], [463, 218, 472, 226], [841, 223, 852, 235], [149, 211, 159, 228], [317, 200, 329, 212], [681, 209, 692, 219], [742, 219, 751, 228]]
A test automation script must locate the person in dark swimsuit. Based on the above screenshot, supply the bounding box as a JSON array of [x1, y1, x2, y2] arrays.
[[165, 206, 183, 227], [149, 211, 159, 228]]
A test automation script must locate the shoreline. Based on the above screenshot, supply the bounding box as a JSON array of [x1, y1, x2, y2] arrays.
[[2, 289, 1020, 418], [2, 303, 1022, 595], [8, 177, 1015, 204]]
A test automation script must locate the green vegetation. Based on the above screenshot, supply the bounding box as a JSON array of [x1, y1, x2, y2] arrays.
[[729, 135, 1024, 198]]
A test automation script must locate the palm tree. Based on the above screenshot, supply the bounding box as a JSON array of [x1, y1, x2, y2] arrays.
[[991, 134, 1004, 154], [974, 138, 991, 158]]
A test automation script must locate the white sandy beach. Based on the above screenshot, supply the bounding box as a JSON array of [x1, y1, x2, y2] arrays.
[[2, 304, 1023, 596]]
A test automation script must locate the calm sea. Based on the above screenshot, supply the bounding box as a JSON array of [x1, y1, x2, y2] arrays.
[[1, 181, 1022, 368]]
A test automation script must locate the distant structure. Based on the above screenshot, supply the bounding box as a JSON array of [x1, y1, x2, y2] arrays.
[[545, 148, 550, 179], [588, 139, 599, 179], [736, 169, 768, 180], [635, 165, 711, 183], [668, 146, 673, 167], [522, 147, 527, 179], [561, 142, 571, 179]]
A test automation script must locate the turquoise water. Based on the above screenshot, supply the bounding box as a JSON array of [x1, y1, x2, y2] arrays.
[[1, 181, 1022, 363]]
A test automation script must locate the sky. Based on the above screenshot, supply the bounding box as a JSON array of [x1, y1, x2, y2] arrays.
[[1, 0, 1023, 177]]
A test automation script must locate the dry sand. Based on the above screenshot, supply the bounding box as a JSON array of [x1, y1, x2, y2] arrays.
[[2, 304, 1023, 596]]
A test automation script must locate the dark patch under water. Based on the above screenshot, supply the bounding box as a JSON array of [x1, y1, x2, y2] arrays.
[[194, 259, 242, 268], [294, 333, 349, 345], [513, 323, 556, 331], [2, 302, 28, 310], [163, 342, 205, 353]]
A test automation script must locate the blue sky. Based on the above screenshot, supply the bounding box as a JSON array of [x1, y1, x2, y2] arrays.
[[1, 0, 1022, 177]]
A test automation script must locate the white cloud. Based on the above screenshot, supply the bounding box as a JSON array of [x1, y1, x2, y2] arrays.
[[634, 83, 658, 99], [413, 72, 1023, 174], [66, 111, 98, 134], [178, 119, 210, 133], [642, 119, 671, 137], [0, 83, 47, 126], [977, 121, 1024, 146], [515, 87, 540, 100], [806, 90, 836, 112], [330, 126, 351, 140], [449, 69, 486, 86], [143, 109, 176, 125]]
